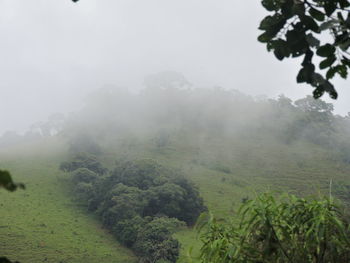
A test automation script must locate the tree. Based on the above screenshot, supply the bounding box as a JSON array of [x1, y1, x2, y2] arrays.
[[61, 157, 206, 262], [132, 217, 183, 263], [59, 153, 106, 174], [198, 193, 350, 263], [259, 0, 350, 99]]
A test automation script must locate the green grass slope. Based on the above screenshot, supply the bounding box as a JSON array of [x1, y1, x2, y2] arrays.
[[0, 138, 136, 263], [99, 134, 350, 260], [1, 134, 350, 262]]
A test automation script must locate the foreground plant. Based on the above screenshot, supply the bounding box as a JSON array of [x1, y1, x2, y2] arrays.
[[198, 193, 350, 263]]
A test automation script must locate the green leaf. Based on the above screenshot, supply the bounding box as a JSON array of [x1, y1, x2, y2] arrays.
[[301, 16, 319, 33], [335, 64, 348, 78], [342, 57, 350, 68], [261, 0, 280, 12], [259, 14, 283, 30], [328, 86, 338, 99], [323, 1, 337, 16], [326, 67, 337, 79], [319, 20, 337, 31], [272, 39, 290, 60], [316, 44, 336, 57], [258, 32, 272, 43], [311, 73, 337, 99], [309, 7, 325, 22], [313, 87, 325, 99], [291, 2, 305, 16], [274, 49, 284, 60], [319, 55, 336, 69], [305, 33, 320, 48], [338, 38, 350, 51], [339, 0, 350, 9], [297, 63, 315, 83]]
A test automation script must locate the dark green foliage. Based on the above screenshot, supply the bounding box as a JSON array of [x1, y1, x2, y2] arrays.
[[75, 182, 94, 201], [0, 170, 25, 192], [101, 159, 206, 225], [259, 0, 350, 99], [63, 157, 206, 262], [132, 217, 183, 263], [59, 153, 107, 175], [199, 193, 350, 263], [72, 168, 99, 184], [107, 159, 169, 190], [113, 216, 146, 247]]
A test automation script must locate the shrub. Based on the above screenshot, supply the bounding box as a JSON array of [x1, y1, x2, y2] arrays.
[[198, 193, 350, 263], [72, 168, 98, 184], [63, 158, 206, 263], [133, 217, 184, 263], [59, 153, 107, 175]]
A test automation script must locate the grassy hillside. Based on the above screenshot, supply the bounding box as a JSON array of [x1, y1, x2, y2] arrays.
[[99, 133, 350, 260], [0, 138, 136, 263], [1, 132, 350, 262]]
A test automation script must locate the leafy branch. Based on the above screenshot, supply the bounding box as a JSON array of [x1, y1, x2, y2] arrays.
[[259, 0, 350, 99]]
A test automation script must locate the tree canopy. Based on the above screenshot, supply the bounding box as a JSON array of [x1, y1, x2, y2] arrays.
[[60, 155, 206, 263]]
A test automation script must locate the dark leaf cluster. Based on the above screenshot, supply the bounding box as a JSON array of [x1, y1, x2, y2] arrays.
[[0, 170, 25, 192], [259, 0, 350, 99], [59, 152, 107, 175]]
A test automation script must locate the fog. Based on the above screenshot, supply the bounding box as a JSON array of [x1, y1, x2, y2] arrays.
[[1, 0, 350, 135]]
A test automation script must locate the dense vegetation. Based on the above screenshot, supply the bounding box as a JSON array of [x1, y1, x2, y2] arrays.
[[199, 193, 350, 263], [2, 80, 350, 262], [60, 154, 206, 263]]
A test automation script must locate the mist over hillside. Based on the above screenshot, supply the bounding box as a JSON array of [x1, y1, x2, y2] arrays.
[[2, 74, 350, 262], [3, 72, 350, 169], [2, 0, 350, 261]]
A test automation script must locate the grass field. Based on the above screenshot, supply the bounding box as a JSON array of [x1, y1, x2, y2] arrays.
[[1, 135, 350, 262], [0, 138, 136, 263]]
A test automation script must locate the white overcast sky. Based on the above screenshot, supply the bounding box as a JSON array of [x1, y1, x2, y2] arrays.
[[0, 0, 349, 135]]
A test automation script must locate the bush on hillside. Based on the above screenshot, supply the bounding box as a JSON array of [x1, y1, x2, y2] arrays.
[[62, 157, 206, 263], [59, 153, 107, 175], [132, 217, 184, 263], [72, 168, 99, 184]]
